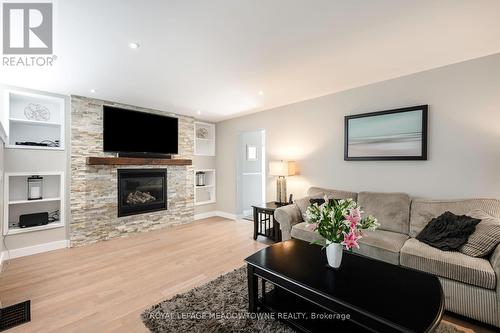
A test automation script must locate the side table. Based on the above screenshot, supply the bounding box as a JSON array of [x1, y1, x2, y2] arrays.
[[252, 202, 289, 242]]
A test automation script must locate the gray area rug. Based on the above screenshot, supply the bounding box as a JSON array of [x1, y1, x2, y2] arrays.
[[142, 266, 464, 333]]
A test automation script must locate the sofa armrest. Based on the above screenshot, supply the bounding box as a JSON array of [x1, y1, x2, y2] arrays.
[[274, 204, 303, 241], [490, 245, 500, 302]]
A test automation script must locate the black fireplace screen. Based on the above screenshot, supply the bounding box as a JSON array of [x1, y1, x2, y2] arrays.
[[117, 169, 167, 217]]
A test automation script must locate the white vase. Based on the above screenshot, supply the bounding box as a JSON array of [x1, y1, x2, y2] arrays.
[[325, 241, 343, 268]]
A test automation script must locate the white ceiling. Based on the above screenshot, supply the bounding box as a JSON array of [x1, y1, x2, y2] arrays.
[[1, 0, 500, 121]]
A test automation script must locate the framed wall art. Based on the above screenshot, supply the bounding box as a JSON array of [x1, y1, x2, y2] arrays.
[[344, 105, 428, 161]]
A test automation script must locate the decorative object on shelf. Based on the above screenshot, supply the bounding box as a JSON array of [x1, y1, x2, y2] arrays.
[[345, 105, 428, 161], [19, 212, 49, 228], [196, 172, 206, 186], [48, 210, 60, 223], [196, 127, 209, 139], [306, 197, 379, 268], [27, 176, 43, 200], [269, 160, 296, 204], [24, 103, 51, 121], [40, 140, 60, 147], [15, 140, 59, 147]]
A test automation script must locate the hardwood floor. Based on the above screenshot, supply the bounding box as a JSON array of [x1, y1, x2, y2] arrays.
[[0, 217, 495, 333], [0, 217, 266, 332]]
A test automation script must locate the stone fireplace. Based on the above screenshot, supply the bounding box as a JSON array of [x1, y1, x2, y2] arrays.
[[117, 169, 167, 217], [70, 96, 194, 247]]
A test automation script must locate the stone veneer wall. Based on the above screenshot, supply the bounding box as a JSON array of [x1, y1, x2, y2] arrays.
[[70, 96, 194, 247]]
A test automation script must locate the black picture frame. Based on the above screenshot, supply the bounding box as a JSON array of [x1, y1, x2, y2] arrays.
[[344, 105, 428, 161]]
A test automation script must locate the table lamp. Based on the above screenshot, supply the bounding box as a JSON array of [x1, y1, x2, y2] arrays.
[[269, 160, 296, 204]]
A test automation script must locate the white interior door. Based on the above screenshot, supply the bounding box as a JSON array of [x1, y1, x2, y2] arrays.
[[237, 130, 265, 217]]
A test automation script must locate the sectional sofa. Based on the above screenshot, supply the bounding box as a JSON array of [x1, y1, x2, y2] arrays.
[[274, 187, 500, 327]]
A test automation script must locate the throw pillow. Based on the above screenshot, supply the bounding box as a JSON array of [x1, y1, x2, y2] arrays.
[[459, 209, 500, 257], [295, 196, 319, 222], [296, 193, 335, 222], [297, 196, 345, 223], [416, 211, 481, 251], [309, 198, 337, 206]]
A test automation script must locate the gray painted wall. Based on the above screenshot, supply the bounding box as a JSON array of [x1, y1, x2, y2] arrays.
[[216, 53, 500, 214]]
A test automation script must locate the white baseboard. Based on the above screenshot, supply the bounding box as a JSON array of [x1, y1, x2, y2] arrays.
[[2, 240, 70, 260], [214, 211, 237, 220], [194, 211, 237, 220], [0, 251, 5, 268], [194, 211, 217, 220]]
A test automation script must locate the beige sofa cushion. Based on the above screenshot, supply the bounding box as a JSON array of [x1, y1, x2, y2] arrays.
[[295, 187, 358, 222], [291, 222, 325, 245], [307, 187, 358, 201], [291, 224, 408, 265], [358, 192, 410, 234], [401, 238, 496, 290], [353, 230, 409, 265], [409, 198, 500, 238]]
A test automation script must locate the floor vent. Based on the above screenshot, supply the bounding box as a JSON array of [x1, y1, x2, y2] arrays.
[[0, 300, 31, 331]]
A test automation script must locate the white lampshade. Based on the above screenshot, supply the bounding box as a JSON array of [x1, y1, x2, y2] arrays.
[[269, 160, 297, 177]]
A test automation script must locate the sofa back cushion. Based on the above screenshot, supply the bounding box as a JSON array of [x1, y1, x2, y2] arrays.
[[409, 199, 500, 237], [307, 187, 358, 201], [296, 187, 358, 222], [358, 192, 410, 234]]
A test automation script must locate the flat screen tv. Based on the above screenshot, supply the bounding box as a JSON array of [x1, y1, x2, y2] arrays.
[[103, 105, 178, 157]]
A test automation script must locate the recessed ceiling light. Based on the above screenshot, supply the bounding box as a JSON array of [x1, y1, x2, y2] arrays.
[[258, 90, 264, 95], [90, 89, 96, 93], [197, 111, 202, 115], [128, 42, 140, 49]]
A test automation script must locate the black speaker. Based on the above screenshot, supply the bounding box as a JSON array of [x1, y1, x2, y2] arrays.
[[19, 212, 48, 228]]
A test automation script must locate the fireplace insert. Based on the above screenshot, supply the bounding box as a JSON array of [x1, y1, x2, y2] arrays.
[[117, 169, 167, 217]]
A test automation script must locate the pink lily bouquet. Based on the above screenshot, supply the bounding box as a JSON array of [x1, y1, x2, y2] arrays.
[[306, 196, 379, 251]]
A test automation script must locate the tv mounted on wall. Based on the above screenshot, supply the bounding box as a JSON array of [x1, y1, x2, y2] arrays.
[[103, 105, 179, 157]]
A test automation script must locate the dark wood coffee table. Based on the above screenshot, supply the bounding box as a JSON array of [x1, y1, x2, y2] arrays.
[[245, 239, 444, 333]]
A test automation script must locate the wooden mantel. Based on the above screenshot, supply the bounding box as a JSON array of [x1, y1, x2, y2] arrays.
[[86, 157, 192, 166]]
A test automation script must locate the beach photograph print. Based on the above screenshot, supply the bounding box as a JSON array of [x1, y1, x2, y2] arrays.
[[345, 106, 427, 160]]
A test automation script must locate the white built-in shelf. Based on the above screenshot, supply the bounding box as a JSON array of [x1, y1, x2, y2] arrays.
[[9, 197, 61, 205], [3, 172, 65, 236], [4, 90, 65, 150], [4, 144, 64, 151], [194, 169, 216, 205], [7, 222, 64, 235], [9, 118, 62, 127], [194, 121, 215, 156]]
